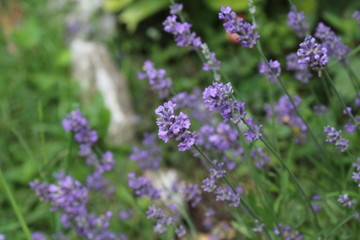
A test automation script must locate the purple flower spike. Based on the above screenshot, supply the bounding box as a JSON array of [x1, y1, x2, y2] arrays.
[[169, 3, 183, 15], [315, 22, 350, 61], [219, 6, 259, 48], [338, 194, 353, 208], [287, 6, 309, 38], [259, 59, 281, 83], [155, 101, 197, 151], [138, 60, 172, 99], [297, 36, 328, 76], [353, 11, 360, 27], [130, 133, 162, 169], [324, 125, 349, 152]]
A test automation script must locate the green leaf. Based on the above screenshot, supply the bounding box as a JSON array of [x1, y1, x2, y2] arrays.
[[103, 0, 134, 12], [118, 0, 168, 32], [203, 0, 248, 11]]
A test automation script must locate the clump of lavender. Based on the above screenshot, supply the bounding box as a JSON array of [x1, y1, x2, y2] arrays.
[[274, 224, 304, 239], [297, 36, 328, 76], [146, 205, 176, 234], [182, 184, 202, 207], [137, 60, 172, 99], [286, 53, 313, 83], [324, 125, 349, 152], [287, 6, 309, 38], [201, 43, 222, 77], [30, 173, 120, 239], [338, 194, 353, 208], [354, 11, 360, 26], [155, 101, 197, 151], [218, 6, 260, 48], [315, 22, 350, 61], [130, 133, 162, 169], [266, 95, 307, 142], [258, 59, 281, 83], [175, 225, 187, 238], [243, 117, 263, 142]]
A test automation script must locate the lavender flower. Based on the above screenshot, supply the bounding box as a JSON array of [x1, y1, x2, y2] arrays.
[[274, 224, 304, 240], [313, 104, 328, 115], [252, 220, 265, 233], [266, 95, 307, 142], [250, 148, 270, 168], [286, 53, 313, 83], [163, 15, 202, 49], [169, 3, 183, 15], [315, 22, 350, 61], [355, 92, 360, 106], [155, 101, 197, 151], [353, 11, 360, 26], [297, 36, 328, 76], [32, 232, 47, 240], [128, 173, 161, 201], [352, 157, 360, 171], [119, 209, 134, 221], [259, 59, 281, 83], [62, 109, 98, 156], [130, 133, 162, 169], [219, 6, 259, 48], [344, 124, 356, 134], [338, 194, 353, 208], [243, 117, 263, 142], [182, 184, 202, 207], [146, 205, 175, 234], [137, 60, 172, 99], [175, 225, 187, 238], [352, 172, 360, 187], [287, 6, 309, 38], [202, 82, 246, 123], [324, 125, 349, 152], [0, 235, 4, 240], [198, 123, 238, 152], [201, 43, 221, 77], [214, 185, 243, 207]]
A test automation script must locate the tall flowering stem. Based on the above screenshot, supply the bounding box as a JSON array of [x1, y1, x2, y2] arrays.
[[193, 145, 274, 240], [0, 167, 32, 240]]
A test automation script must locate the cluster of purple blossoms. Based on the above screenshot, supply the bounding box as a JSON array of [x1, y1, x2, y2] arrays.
[[32, 232, 47, 240], [197, 122, 239, 152], [243, 117, 263, 142], [287, 6, 309, 38], [62, 109, 98, 155], [128, 173, 161, 201], [315, 22, 350, 62], [219, 6, 260, 48], [354, 11, 360, 26], [163, 4, 221, 77], [252, 220, 265, 233], [171, 88, 216, 124], [62, 110, 115, 196], [163, 5, 201, 49], [274, 224, 304, 240], [266, 95, 307, 142], [324, 125, 349, 152], [297, 36, 328, 76], [175, 225, 187, 238], [338, 194, 353, 208], [30, 173, 121, 239], [130, 133, 162, 169], [201, 161, 242, 207], [182, 184, 202, 207], [311, 195, 322, 213], [202, 82, 246, 123], [286, 53, 313, 83], [119, 208, 134, 221], [146, 205, 176, 234], [250, 148, 270, 169], [258, 59, 281, 83], [137, 60, 172, 99], [155, 101, 197, 151], [0, 234, 4, 240]]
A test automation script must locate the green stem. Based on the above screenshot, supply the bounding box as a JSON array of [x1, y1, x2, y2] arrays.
[[193, 145, 274, 240], [0, 167, 32, 240], [324, 69, 358, 126], [241, 119, 322, 232]]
